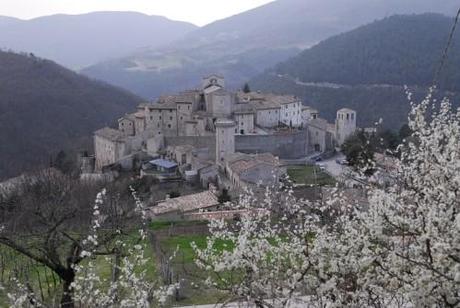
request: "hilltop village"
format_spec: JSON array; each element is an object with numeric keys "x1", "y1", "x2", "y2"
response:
[{"x1": 84, "y1": 75, "x2": 357, "y2": 219}]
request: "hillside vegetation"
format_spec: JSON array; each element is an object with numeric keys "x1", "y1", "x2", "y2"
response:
[
  {"x1": 251, "y1": 14, "x2": 460, "y2": 129},
  {"x1": 82, "y1": 0, "x2": 459, "y2": 99},
  {"x1": 274, "y1": 14, "x2": 460, "y2": 91},
  {"x1": 0, "y1": 51, "x2": 143, "y2": 180}
]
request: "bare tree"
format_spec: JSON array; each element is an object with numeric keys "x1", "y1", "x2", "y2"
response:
[{"x1": 0, "y1": 169, "x2": 137, "y2": 307}]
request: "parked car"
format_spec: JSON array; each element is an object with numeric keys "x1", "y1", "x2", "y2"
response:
[
  {"x1": 317, "y1": 163, "x2": 326, "y2": 171},
  {"x1": 335, "y1": 158, "x2": 349, "y2": 165}
]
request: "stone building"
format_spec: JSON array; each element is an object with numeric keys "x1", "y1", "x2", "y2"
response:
[
  {"x1": 92, "y1": 75, "x2": 357, "y2": 176},
  {"x1": 225, "y1": 152, "x2": 283, "y2": 190},
  {"x1": 215, "y1": 119, "x2": 236, "y2": 167},
  {"x1": 335, "y1": 108, "x2": 357, "y2": 146},
  {"x1": 94, "y1": 127, "x2": 129, "y2": 170}
]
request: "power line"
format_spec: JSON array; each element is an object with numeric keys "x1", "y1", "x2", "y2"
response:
[{"x1": 432, "y1": 7, "x2": 460, "y2": 87}]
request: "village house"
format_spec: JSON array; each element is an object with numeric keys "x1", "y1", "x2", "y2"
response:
[{"x1": 91, "y1": 75, "x2": 357, "y2": 195}]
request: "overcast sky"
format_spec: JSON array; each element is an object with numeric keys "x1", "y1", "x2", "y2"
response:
[{"x1": 0, "y1": 0, "x2": 274, "y2": 26}]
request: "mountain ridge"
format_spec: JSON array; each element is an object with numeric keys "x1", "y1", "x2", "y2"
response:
[
  {"x1": 0, "y1": 50, "x2": 143, "y2": 180},
  {"x1": 250, "y1": 13, "x2": 460, "y2": 130},
  {"x1": 0, "y1": 11, "x2": 197, "y2": 69},
  {"x1": 82, "y1": 0, "x2": 459, "y2": 99}
]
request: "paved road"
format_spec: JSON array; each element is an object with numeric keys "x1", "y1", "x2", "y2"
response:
[{"x1": 319, "y1": 153, "x2": 348, "y2": 177}]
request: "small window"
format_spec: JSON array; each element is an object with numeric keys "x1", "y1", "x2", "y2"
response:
[
  {"x1": 178, "y1": 106, "x2": 181, "y2": 110},
  {"x1": 121, "y1": 123, "x2": 124, "y2": 126},
  {"x1": 170, "y1": 109, "x2": 173, "y2": 113},
  {"x1": 168, "y1": 124, "x2": 171, "y2": 128},
  {"x1": 180, "y1": 116, "x2": 183, "y2": 120},
  {"x1": 188, "y1": 106, "x2": 190, "y2": 110},
  {"x1": 170, "y1": 116, "x2": 173, "y2": 120},
  {"x1": 150, "y1": 116, "x2": 153, "y2": 120},
  {"x1": 159, "y1": 116, "x2": 162, "y2": 120}
]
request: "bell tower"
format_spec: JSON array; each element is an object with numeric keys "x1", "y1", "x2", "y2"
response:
[{"x1": 215, "y1": 119, "x2": 235, "y2": 167}]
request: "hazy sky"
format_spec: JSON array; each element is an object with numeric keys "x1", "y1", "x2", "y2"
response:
[{"x1": 0, "y1": 0, "x2": 274, "y2": 26}]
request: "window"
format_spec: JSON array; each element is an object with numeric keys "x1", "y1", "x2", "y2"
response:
[
  {"x1": 347, "y1": 114, "x2": 349, "y2": 120},
  {"x1": 121, "y1": 123, "x2": 124, "y2": 126},
  {"x1": 150, "y1": 116, "x2": 153, "y2": 120},
  {"x1": 180, "y1": 116, "x2": 183, "y2": 120},
  {"x1": 170, "y1": 116, "x2": 173, "y2": 120},
  {"x1": 159, "y1": 116, "x2": 162, "y2": 120},
  {"x1": 157, "y1": 124, "x2": 160, "y2": 128},
  {"x1": 188, "y1": 106, "x2": 190, "y2": 110},
  {"x1": 351, "y1": 113, "x2": 354, "y2": 120},
  {"x1": 170, "y1": 109, "x2": 173, "y2": 113},
  {"x1": 168, "y1": 124, "x2": 171, "y2": 128}
]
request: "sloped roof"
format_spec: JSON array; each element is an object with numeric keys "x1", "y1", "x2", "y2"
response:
[
  {"x1": 118, "y1": 113, "x2": 136, "y2": 122},
  {"x1": 150, "y1": 159, "x2": 177, "y2": 169},
  {"x1": 149, "y1": 190, "x2": 219, "y2": 216},
  {"x1": 94, "y1": 127, "x2": 126, "y2": 142},
  {"x1": 203, "y1": 85, "x2": 223, "y2": 95},
  {"x1": 337, "y1": 108, "x2": 356, "y2": 113}
]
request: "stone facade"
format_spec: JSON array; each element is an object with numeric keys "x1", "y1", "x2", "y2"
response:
[
  {"x1": 215, "y1": 119, "x2": 236, "y2": 166},
  {"x1": 92, "y1": 75, "x2": 357, "y2": 175},
  {"x1": 335, "y1": 108, "x2": 357, "y2": 146}
]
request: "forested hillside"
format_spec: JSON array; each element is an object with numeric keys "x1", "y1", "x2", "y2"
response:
[
  {"x1": 82, "y1": 0, "x2": 458, "y2": 99},
  {"x1": 273, "y1": 14, "x2": 460, "y2": 91},
  {"x1": 0, "y1": 51, "x2": 143, "y2": 180},
  {"x1": 251, "y1": 14, "x2": 460, "y2": 129}
]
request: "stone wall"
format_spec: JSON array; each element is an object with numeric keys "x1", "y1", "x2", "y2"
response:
[
  {"x1": 165, "y1": 131, "x2": 310, "y2": 161},
  {"x1": 165, "y1": 136, "x2": 216, "y2": 160},
  {"x1": 235, "y1": 131, "x2": 309, "y2": 159}
]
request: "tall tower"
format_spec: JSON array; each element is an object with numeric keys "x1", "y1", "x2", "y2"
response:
[
  {"x1": 335, "y1": 108, "x2": 357, "y2": 146},
  {"x1": 215, "y1": 119, "x2": 235, "y2": 166}
]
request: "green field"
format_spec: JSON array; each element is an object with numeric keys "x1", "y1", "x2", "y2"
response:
[
  {"x1": 0, "y1": 222, "x2": 230, "y2": 306},
  {"x1": 287, "y1": 165, "x2": 336, "y2": 186}
]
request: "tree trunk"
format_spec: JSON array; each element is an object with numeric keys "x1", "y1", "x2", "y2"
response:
[{"x1": 60, "y1": 270, "x2": 75, "y2": 308}]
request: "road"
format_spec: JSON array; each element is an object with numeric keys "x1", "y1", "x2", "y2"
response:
[{"x1": 319, "y1": 153, "x2": 348, "y2": 177}]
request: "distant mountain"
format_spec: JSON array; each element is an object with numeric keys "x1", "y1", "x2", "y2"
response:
[
  {"x1": 82, "y1": 0, "x2": 459, "y2": 99},
  {"x1": 0, "y1": 12, "x2": 197, "y2": 69},
  {"x1": 0, "y1": 51, "x2": 143, "y2": 180},
  {"x1": 250, "y1": 14, "x2": 460, "y2": 130}
]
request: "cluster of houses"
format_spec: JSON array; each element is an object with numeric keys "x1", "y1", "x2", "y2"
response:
[{"x1": 82, "y1": 75, "x2": 358, "y2": 220}]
